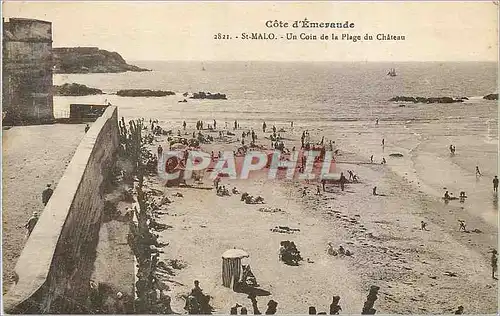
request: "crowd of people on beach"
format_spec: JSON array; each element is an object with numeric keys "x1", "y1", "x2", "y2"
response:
[{"x1": 17, "y1": 116, "x2": 497, "y2": 314}]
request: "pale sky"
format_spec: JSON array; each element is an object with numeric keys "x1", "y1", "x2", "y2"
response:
[{"x1": 2, "y1": 1, "x2": 499, "y2": 62}]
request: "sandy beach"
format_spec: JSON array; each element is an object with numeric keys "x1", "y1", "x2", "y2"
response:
[{"x1": 138, "y1": 120, "x2": 498, "y2": 314}]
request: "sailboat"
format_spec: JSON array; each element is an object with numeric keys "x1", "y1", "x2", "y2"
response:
[{"x1": 387, "y1": 68, "x2": 397, "y2": 77}]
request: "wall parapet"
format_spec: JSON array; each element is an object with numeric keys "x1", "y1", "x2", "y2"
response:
[{"x1": 3, "y1": 106, "x2": 119, "y2": 313}]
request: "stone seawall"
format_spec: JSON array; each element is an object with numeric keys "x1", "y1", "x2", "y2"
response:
[{"x1": 3, "y1": 106, "x2": 119, "y2": 313}]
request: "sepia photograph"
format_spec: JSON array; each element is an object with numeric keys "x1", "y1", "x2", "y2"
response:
[{"x1": 1, "y1": 1, "x2": 499, "y2": 314}]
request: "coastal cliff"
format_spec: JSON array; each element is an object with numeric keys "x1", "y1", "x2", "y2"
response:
[{"x1": 53, "y1": 47, "x2": 150, "y2": 74}]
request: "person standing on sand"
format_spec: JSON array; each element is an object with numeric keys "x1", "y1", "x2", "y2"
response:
[
  {"x1": 263, "y1": 122, "x2": 267, "y2": 133},
  {"x1": 157, "y1": 145, "x2": 163, "y2": 159},
  {"x1": 372, "y1": 186, "x2": 377, "y2": 196},
  {"x1": 213, "y1": 120, "x2": 217, "y2": 130},
  {"x1": 339, "y1": 173, "x2": 347, "y2": 191},
  {"x1": 370, "y1": 155, "x2": 374, "y2": 163},
  {"x1": 493, "y1": 176, "x2": 499, "y2": 192},
  {"x1": 376, "y1": 118, "x2": 379, "y2": 125},
  {"x1": 491, "y1": 249, "x2": 498, "y2": 279},
  {"x1": 183, "y1": 121, "x2": 187, "y2": 130},
  {"x1": 42, "y1": 184, "x2": 54, "y2": 206},
  {"x1": 382, "y1": 138, "x2": 385, "y2": 146}
]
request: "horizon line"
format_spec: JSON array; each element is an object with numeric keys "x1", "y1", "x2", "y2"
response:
[{"x1": 127, "y1": 59, "x2": 499, "y2": 63}]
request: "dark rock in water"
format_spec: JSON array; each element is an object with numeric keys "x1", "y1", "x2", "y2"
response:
[
  {"x1": 190, "y1": 91, "x2": 227, "y2": 100},
  {"x1": 389, "y1": 96, "x2": 464, "y2": 104},
  {"x1": 53, "y1": 47, "x2": 150, "y2": 74},
  {"x1": 389, "y1": 153, "x2": 404, "y2": 157},
  {"x1": 116, "y1": 89, "x2": 175, "y2": 97},
  {"x1": 53, "y1": 83, "x2": 102, "y2": 96},
  {"x1": 483, "y1": 93, "x2": 498, "y2": 100}
]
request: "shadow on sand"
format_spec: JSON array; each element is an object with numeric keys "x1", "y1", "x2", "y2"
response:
[{"x1": 234, "y1": 285, "x2": 271, "y2": 297}]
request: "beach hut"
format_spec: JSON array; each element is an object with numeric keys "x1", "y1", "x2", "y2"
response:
[{"x1": 221, "y1": 248, "x2": 249, "y2": 288}]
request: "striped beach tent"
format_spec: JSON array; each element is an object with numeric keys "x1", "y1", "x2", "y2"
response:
[{"x1": 222, "y1": 248, "x2": 249, "y2": 288}]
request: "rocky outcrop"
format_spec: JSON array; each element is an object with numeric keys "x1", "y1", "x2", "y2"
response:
[
  {"x1": 389, "y1": 96, "x2": 465, "y2": 104},
  {"x1": 191, "y1": 92, "x2": 227, "y2": 100},
  {"x1": 53, "y1": 83, "x2": 103, "y2": 96},
  {"x1": 53, "y1": 47, "x2": 150, "y2": 74},
  {"x1": 116, "y1": 89, "x2": 175, "y2": 97},
  {"x1": 483, "y1": 93, "x2": 498, "y2": 100}
]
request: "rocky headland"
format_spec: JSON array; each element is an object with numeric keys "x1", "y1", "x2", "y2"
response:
[
  {"x1": 53, "y1": 83, "x2": 103, "y2": 96},
  {"x1": 53, "y1": 47, "x2": 150, "y2": 74},
  {"x1": 389, "y1": 96, "x2": 467, "y2": 104},
  {"x1": 116, "y1": 89, "x2": 175, "y2": 97}
]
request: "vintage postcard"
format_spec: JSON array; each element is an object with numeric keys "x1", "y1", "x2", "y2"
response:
[{"x1": 1, "y1": 1, "x2": 498, "y2": 314}]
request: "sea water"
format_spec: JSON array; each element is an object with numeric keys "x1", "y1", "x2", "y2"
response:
[{"x1": 53, "y1": 61, "x2": 498, "y2": 225}]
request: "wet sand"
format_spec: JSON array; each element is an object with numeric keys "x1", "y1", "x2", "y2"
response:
[{"x1": 142, "y1": 121, "x2": 498, "y2": 314}]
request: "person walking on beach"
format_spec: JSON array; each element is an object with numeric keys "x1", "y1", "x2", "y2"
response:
[
  {"x1": 370, "y1": 155, "x2": 374, "y2": 163},
  {"x1": 213, "y1": 120, "x2": 217, "y2": 130},
  {"x1": 234, "y1": 120, "x2": 237, "y2": 130},
  {"x1": 183, "y1": 121, "x2": 187, "y2": 130},
  {"x1": 263, "y1": 122, "x2": 267, "y2": 133},
  {"x1": 381, "y1": 138, "x2": 385, "y2": 146},
  {"x1": 85, "y1": 124, "x2": 90, "y2": 133},
  {"x1": 376, "y1": 118, "x2": 379, "y2": 125},
  {"x1": 475, "y1": 166, "x2": 482, "y2": 177},
  {"x1": 25, "y1": 211, "x2": 39, "y2": 238},
  {"x1": 490, "y1": 249, "x2": 498, "y2": 279},
  {"x1": 372, "y1": 186, "x2": 377, "y2": 196},
  {"x1": 42, "y1": 184, "x2": 54, "y2": 206},
  {"x1": 493, "y1": 176, "x2": 499, "y2": 192}
]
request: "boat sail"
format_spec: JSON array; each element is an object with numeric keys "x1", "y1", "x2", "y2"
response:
[{"x1": 387, "y1": 68, "x2": 397, "y2": 77}]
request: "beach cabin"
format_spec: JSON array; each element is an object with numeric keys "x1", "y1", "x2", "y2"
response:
[{"x1": 221, "y1": 248, "x2": 249, "y2": 289}]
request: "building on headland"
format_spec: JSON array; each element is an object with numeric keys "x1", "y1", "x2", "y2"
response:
[{"x1": 2, "y1": 17, "x2": 54, "y2": 125}]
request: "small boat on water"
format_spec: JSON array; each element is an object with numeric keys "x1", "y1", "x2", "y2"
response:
[{"x1": 387, "y1": 68, "x2": 397, "y2": 77}]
